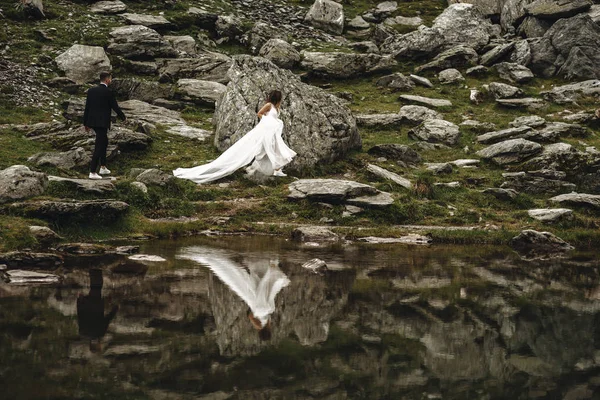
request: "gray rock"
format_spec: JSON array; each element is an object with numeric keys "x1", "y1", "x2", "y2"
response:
[
  {"x1": 90, "y1": 1, "x2": 127, "y2": 14},
  {"x1": 9, "y1": 199, "x2": 129, "y2": 221},
  {"x1": 134, "y1": 169, "x2": 175, "y2": 187},
  {"x1": 399, "y1": 105, "x2": 443, "y2": 124},
  {"x1": 501, "y1": 170, "x2": 576, "y2": 195},
  {"x1": 367, "y1": 144, "x2": 422, "y2": 166},
  {"x1": 408, "y1": 119, "x2": 460, "y2": 146},
  {"x1": 409, "y1": 74, "x2": 434, "y2": 88},
  {"x1": 380, "y1": 4, "x2": 496, "y2": 60},
  {"x1": 121, "y1": 13, "x2": 171, "y2": 29},
  {"x1": 540, "y1": 80, "x2": 600, "y2": 105},
  {"x1": 460, "y1": 119, "x2": 497, "y2": 132},
  {"x1": 494, "y1": 62, "x2": 534, "y2": 83},
  {"x1": 215, "y1": 15, "x2": 244, "y2": 39},
  {"x1": 550, "y1": 192, "x2": 600, "y2": 210},
  {"x1": 55, "y1": 45, "x2": 112, "y2": 84},
  {"x1": 349, "y1": 41, "x2": 380, "y2": 54},
  {"x1": 1, "y1": 269, "x2": 60, "y2": 284},
  {"x1": 259, "y1": 39, "x2": 302, "y2": 69},
  {"x1": 214, "y1": 56, "x2": 361, "y2": 172},
  {"x1": 509, "y1": 229, "x2": 574, "y2": 257},
  {"x1": 111, "y1": 78, "x2": 173, "y2": 104},
  {"x1": 20, "y1": 0, "x2": 45, "y2": 18},
  {"x1": 480, "y1": 42, "x2": 515, "y2": 66},
  {"x1": 384, "y1": 15, "x2": 423, "y2": 26},
  {"x1": 588, "y1": 4, "x2": 600, "y2": 23},
  {"x1": 477, "y1": 126, "x2": 533, "y2": 144},
  {"x1": 48, "y1": 175, "x2": 115, "y2": 194},
  {"x1": 302, "y1": 258, "x2": 328, "y2": 274},
  {"x1": 447, "y1": 0, "x2": 503, "y2": 16},
  {"x1": 28, "y1": 147, "x2": 91, "y2": 170},
  {"x1": 376, "y1": 72, "x2": 415, "y2": 91},
  {"x1": 425, "y1": 162, "x2": 453, "y2": 174},
  {"x1": 476, "y1": 138, "x2": 542, "y2": 165},
  {"x1": 108, "y1": 25, "x2": 177, "y2": 60},
  {"x1": 288, "y1": 179, "x2": 378, "y2": 203},
  {"x1": 0, "y1": 252, "x2": 63, "y2": 270},
  {"x1": 488, "y1": 81, "x2": 524, "y2": 99},
  {"x1": 244, "y1": 22, "x2": 283, "y2": 54},
  {"x1": 525, "y1": 0, "x2": 592, "y2": 20},
  {"x1": 164, "y1": 35, "x2": 197, "y2": 55},
  {"x1": 29, "y1": 225, "x2": 62, "y2": 245},
  {"x1": 528, "y1": 208, "x2": 573, "y2": 223},
  {"x1": 517, "y1": 16, "x2": 551, "y2": 38},
  {"x1": 55, "y1": 242, "x2": 112, "y2": 255},
  {"x1": 305, "y1": 0, "x2": 344, "y2": 35},
  {"x1": 130, "y1": 181, "x2": 148, "y2": 194},
  {"x1": 510, "y1": 115, "x2": 546, "y2": 128},
  {"x1": 529, "y1": 15, "x2": 600, "y2": 80},
  {"x1": 466, "y1": 65, "x2": 489, "y2": 76},
  {"x1": 358, "y1": 234, "x2": 432, "y2": 245},
  {"x1": 399, "y1": 95, "x2": 452, "y2": 108},
  {"x1": 416, "y1": 45, "x2": 479, "y2": 73},
  {"x1": 438, "y1": 68, "x2": 465, "y2": 84},
  {"x1": 176, "y1": 79, "x2": 226, "y2": 106},
  {"x1": 482, "y1": 187, "x2": 519, "y2": 200},
  {"x1": 451, "y1": 159, "x2": 480, "y2": 167},
  {"x1": 501, "y1": 0, "x2": 535, "y2": 31},
  {"x1": 346, "y1": 191, "x2": 394, "y2": 208},
  {"x1": 522, "y1": 142, "x2": 592, "y2": 174},
  {"x1": 496, "y1": 97, "x2": 546, "y2": 111},
  {"x1": 355, "y1": 113, "x2": 404, "y2": 128},
  {"x1": 508, "y1": 39, "x2": 533, "y2": 65},
  {"x1": 347, "y1": 15, "x2": 370, "y2": 30},
  {"x1": 157, "y1": 52, "x2": 232, "y2": 83},
  {"x1": 125, "y1": 60, "x2": 158, "y2": 75},
  {"x1": 0, "y1": 165, "x2": 47, "y2": 203},
  {"x1": 366, "y1": 164, "x2": 412, "y2": 189},
  {"x1": 119, "y1": 100, "x2": 211, "y2": 140},
  {"x1": 301, "y1": 51, "x2": 396, "y2": 78},
  {"x1": 291, "y1": 226, "x2": 339, "y2": 242}
]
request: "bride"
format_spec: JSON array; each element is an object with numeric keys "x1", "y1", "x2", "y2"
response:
[{"x1": 173, "y1": 90, "x2": 297, "y2": 184}]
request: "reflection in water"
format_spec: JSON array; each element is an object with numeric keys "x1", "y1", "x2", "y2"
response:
[
  {"x1": 177, "y1": 246, "x2": 290, "y2": 341},
  {"x1": 2, "y1": 237, "x2": 600, "y2": 399},
  {"x1": 76, "y1": 269, "x2": 118, "y2": 353}
]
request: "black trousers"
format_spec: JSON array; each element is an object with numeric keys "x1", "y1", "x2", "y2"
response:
[{"x1": 90, "y1": 127, "x2": 108, "y2": 173}]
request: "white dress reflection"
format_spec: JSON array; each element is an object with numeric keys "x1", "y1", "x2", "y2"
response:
[{"x1": 177, "y1": 246, "x2": 290, "y2": 340}]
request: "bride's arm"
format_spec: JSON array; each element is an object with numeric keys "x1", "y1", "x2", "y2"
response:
[{"x1": 257, "y1": 103, "x2": 271, "y2": 119}]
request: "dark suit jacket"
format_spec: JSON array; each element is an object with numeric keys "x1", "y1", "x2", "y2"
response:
[{"x1": 83, "y1": 84, "x2": 126, "y2": 129}]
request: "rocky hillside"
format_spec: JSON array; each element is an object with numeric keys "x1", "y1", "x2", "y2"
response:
[{"x1": 0, "y1": 0, "x2": 600, "y2": 251}]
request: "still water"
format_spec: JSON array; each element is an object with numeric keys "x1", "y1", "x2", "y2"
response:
[{"x1": 2, "y1": 236, "x2": 600, "y2": 400}]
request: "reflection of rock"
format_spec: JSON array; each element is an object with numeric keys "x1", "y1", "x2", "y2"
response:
[{"x1": 209, "y1": 263, "x2": 355, "y2": 356}]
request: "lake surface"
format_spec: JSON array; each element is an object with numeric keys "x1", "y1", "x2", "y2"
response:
[{"x1": 2, "y1": 236, "x2": 600, "y2": 400}]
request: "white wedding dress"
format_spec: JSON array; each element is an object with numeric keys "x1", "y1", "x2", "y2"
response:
[
  {"x1": 177, "y1": 246, "x2": 290, "y2": 327},
  {"x1": 173, "y1": 105, "x2": 297, "y2": 184}
]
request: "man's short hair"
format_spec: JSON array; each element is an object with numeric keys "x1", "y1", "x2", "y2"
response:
[{"x1": 99, "y1": 72, "x2": 112, "y2": 82}]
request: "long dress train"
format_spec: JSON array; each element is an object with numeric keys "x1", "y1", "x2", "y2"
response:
[{"x1": 173, "y1": 106, "x2": 296, "y2": 184}]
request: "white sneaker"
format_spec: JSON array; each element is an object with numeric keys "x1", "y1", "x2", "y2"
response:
[
  {"x1": 89, "y1": 173, "x2": 103, "y2": 180},
  {"x1": 273, "y1": 170, "x2": 287, "y2": 177},
  {"x1": 99, "y1": 166, "x2": 111, "y2": 175}
]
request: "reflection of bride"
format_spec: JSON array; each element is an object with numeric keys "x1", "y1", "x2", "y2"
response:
[{"x1": 177, "y1": 247, "x2": 290, "y2": 340}]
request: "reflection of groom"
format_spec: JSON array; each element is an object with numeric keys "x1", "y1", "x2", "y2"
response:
[
  {"x1": 77, "y1": 269, "x2": 118, "y2": 353},
  {"x1": 83, "y1": 72, "x2": 126, "y2": 180}
]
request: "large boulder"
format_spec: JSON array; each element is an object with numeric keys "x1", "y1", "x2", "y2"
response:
[
  {"x1": 258, "y1": 39, "x2": 302, "y2": 69},
  {"x1": 476, "y1": 138, "x2": 542, "y2": 165},
  {"x1": 55, "y1": 45, "x2": 112, "y2": 84},
  {"x1": 304, "y1": 0, "x2": 344, "y2": 35},
  {"x1": 501, "y1": 0, "x2": 535, "y2": 30},
  {"x1": 47, "y1": 176, "x2": 116, "y2": 195},
  {"x1": 525, "y1": 0, "x2": 592, "y2": 20},
  {"x1": 0, "y1": 165, "x2": 48, "y2": 203},
  {"x1": 529, "y1": 14, "x2": 600, "y2": 80},
  {"x1": 300, "y1": 51, "x2": 396, "y2": 78},
  {"x1": 108, "y1": 25, "x2": 177, "y2": 60},
  {"x1": 214, "y1": 56, "x2": 361, "y2": 172},
  {"x1": 521, "y1": 143, "x2": 593, "y2": 175},
  {"x1": 368, "y1": 144, "x2": 422, "y2": 166},
  {"x1": 157, "y1": 52, "x2": 232, "y2": 83},
  {"x1": 121, "y1": 13, "x2": 171, "y2": 29},
  {"x1": 549, "y1": 192, "x2": 600, "y2": 210},
  {"x1": 90, "y1": 1, "x2": 127, "y2": 14},
  {"x1": 540, "y1": 80, "x2": 600, "y2": 104},
  {"x1": 244, "y1": 22, "x2": 284, "y2": 54},
  {"x1": 381, "y1": 4, "x2": 496, "y2": 60},
  {"x1": 416, "y1": 45, "x2": 479, "y2": 73},
  {"x1": 500, "y1": 170, "x2": 576, "y2": 195},
  {"x1": 164, "y1": 35, "x2": 197, "y2": 55}
]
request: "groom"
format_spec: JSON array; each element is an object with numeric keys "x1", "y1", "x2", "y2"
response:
[{"x1": 83, "y1": 72, "x2": 126, "y2": 180}]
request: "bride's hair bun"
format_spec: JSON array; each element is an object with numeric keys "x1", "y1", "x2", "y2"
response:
[{"x1": 267, "y1": 90, "x2": 282, "y2": 105}]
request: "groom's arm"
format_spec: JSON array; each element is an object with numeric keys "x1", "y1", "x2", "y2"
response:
[{"x1": 110, "y1": 92, "x2": 127, "y2": 121}]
